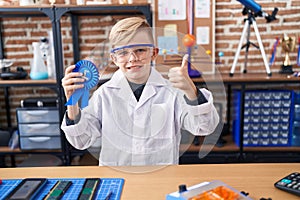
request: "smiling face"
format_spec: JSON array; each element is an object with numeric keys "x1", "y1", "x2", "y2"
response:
[{"x1": 111, "y1": 30, "x2": 158, "y2": 84}]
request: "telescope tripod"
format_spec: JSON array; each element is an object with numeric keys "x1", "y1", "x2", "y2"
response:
[{"x1": 230, "y1": 11, "x2": 272, "y2": 77}]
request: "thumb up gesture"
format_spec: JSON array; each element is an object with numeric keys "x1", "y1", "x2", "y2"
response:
[{"x1": 168, "y1": 54, "x2": 198, "y2": 100}]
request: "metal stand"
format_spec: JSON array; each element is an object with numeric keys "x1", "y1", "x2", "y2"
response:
[{"x1": 230, "y1": 10, "x2": 272, "y2": 77}]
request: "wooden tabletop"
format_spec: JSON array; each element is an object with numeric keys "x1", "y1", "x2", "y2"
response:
[{"x1": 0, "y1": 163, "x2": 299, "y2": 199}]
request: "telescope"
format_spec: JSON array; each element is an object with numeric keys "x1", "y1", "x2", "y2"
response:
[
  {"x1": 230, "y1": 0, "x2": 279, "y2": 77},
  {"x1": 237, "y1": 0, "x2": 278, "y2": 22}
]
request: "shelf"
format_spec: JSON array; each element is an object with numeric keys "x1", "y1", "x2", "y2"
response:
[
  {"x1": 181, "y1": 143, "x2": 240, "y2": 153},
  {"x1": 0, "y1": 146, "x2": 62, "y2": 154},
  {"x1": 0, "y1": 147, "x2": 21, "y2": 153},
  {"x1": 54, "y1": 3, "x2": 151, "y2": 15},
  {"x1": 243, "y1": 146, "x2": 300, "y2": 152},
  {"x1": 180, "y1": 135, "x2": 240, "y2": 153},
  {"x1": 0, "y1": 79, "x2": 56, "y2": 87},
  {"x1": 181, "y1": 141, "x2": 300, "y2": 153},
  {"x1": 192, "y1": 72, "x2": 300, "y2": 84},
  {"x1": 0, "y1": 6, "x2": 64, "y2": 166},
  {"x1": 1, "y1": 72, "x2": 297, "y2": 86},
  {"x1": 98, "y1": 71, "x2": 300, "y2": 86},
  {"x1": 0, "y1": 6, "x2": 53, "y2": 18},
  {"x1": 0, "y1": 3, "x2": 153, "y2": 167}
]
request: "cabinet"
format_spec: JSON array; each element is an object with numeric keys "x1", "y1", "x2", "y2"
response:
[
  {"x1": 179, "y1": 73, "x2": 300, "y2": 164},
  {"x1": 0, "y1": 79, "x2": 65, "y2": 166},
  {"x1": 52, "y1": 4, "x2": 152, "y2": 162},
  {"x1": 0, "y1": 6, "x2": 67, "y2": 166},
  {"x1": 0, "y1": 4, "x2": 152, "y2": 166},
  {"x1": 17, "y1": 107, "x2": 62, "y2": 150}
]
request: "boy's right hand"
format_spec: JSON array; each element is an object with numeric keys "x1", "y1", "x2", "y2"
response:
[
  {"x1": 168, "y1": 54, "x2": 197, "y2": 100},
  {"x1": 61, "y1": 65, "x2": 85, "y2": 100}
]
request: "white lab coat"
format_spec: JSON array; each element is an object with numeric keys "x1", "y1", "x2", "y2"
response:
[{"x1": 61, "y1": 68, "x2": 219, "y2": 166}]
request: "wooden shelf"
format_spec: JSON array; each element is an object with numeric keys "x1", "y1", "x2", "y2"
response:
[
  {"x1": 0, "y1": 147, "x2": 21, "y2": 153},
  {"x1": 180, "y1": 135, "x2": 240, "y2": 153},
  {"x1": 243, "y1": 146, "x2": 300, "y2": 152},
  {"x1": 192, "y1": 72, "x2": 300, "y2": 84},
  {"x1": 0, "y1": 79, "x2": 56, "y2": 86},
  {"x1": 0, "y1": 146, "x2": 62, "y2": 153},
  {"x1": 180, "y1": 134, "x2": 300, "y2": 154}
]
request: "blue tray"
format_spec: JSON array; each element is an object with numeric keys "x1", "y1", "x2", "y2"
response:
[{"x1": 0, "y1": 178, "x2": 124, "y2": 200}]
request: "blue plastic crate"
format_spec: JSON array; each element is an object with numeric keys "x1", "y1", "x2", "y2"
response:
[
  {"x1": 294, "y1": 91, "x2": 300, "y2": 104},
  {"x1": 294, "y1": 104, "x2": 300, "y2": 121},
  {"x1": 233, "y1": 89, "x2": 294, "y2": 147},
  {"x1": 292, "y1": 121, "x2": 300, "y2": 146}
]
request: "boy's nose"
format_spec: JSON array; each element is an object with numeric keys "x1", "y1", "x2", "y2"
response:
[{"x1": 128, "y1": 51, "x2": 138, "y2": 62}]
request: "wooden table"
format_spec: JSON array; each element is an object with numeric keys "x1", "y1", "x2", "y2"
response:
[{"x1": 0, "y1": 163, "x2": 299, "y2": 199}]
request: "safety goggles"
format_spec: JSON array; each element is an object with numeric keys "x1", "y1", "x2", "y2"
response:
[{"x1": 111, "y1": 44, "x2": 155, "y2": 63}]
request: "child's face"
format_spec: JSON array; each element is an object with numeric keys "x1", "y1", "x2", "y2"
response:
[{"x1": 111, "y1": 30, "x2": 158, "y2": 84}]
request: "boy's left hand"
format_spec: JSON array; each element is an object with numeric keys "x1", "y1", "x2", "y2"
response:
[{"x1": 168, "y1": 54, "x2": 198, "y2": 100}]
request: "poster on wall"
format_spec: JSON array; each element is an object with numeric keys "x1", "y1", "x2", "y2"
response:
[
  {"x1": 195, "y1": 0, "x2": 210, "y2": 18},
  {"x1": 196, "y1": 26, "x2": 210, "y2": 44},
  {"x1": 158, "y1": 0, "x2": 186, "y2": 20},
  {"x1": 155, "y1": 0, "x2": 215, "y2": 74}
]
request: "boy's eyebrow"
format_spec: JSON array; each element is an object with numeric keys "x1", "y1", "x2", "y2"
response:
[{"x1": 111, "y1": 44, "x2": 154, "y2": 53}]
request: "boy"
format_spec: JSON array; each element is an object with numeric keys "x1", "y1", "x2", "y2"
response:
[{"x1": 61, "y1": 17, "x2": 219, "y2": 166}]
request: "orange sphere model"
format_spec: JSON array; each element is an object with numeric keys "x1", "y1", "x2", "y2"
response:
[{"x1": 183, "y1": 34, "x2": 196, "y2": 47}]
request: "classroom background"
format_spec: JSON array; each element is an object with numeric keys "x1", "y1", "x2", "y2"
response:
[{"x1": 0, "y1": 0, "x2": 299, "y2": 167}]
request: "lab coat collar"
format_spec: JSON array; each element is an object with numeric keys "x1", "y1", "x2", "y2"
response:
[
  {"x1": 105, "y1": 68, "x2": 168, "y2": 108},
  {"x1": 146, "y1": 67, "x2": 168, "y2": 87},
  {"x1": 106, "y1": 68, "x2": 167, "y2": 88}
]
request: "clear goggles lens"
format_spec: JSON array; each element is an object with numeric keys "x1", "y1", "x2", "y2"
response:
[{"x1": 111, "y1": 44, "x2": 154, "y2": 63}]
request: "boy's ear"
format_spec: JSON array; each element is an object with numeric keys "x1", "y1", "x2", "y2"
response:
[
  {"x1": 151, "y1": 48, "x2": 159, "y2": 60},
  {"x1": 110, "y1": 53, "x2": 117, "y2": 65}
]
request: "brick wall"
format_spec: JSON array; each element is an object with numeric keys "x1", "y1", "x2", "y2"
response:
[
  {"x1": 0, "y1": 0, "x2": 299, "y2": 127},
  {"x1": 215, "y1": 0, "x2": 300, "y2": 74},
  {"x1": 0, "y1": 16, "x2": 56, "y2": 127}
]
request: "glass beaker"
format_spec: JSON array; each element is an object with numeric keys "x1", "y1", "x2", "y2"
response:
[{"x1": 30, "y1": 42, "x2": 49, "y2": 80}]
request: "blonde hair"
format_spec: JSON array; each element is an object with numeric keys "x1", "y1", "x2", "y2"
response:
[{"x1": 109, "y1": 17, "x2": 154, "y2": 47}]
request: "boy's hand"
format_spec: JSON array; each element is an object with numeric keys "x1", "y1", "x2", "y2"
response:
[
  {"x1": 61, "y1": 65, "x2": 85, "y2": 100},
  {"x1": 168, "y1": 54, "x2": 198, "y2": 100}
]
